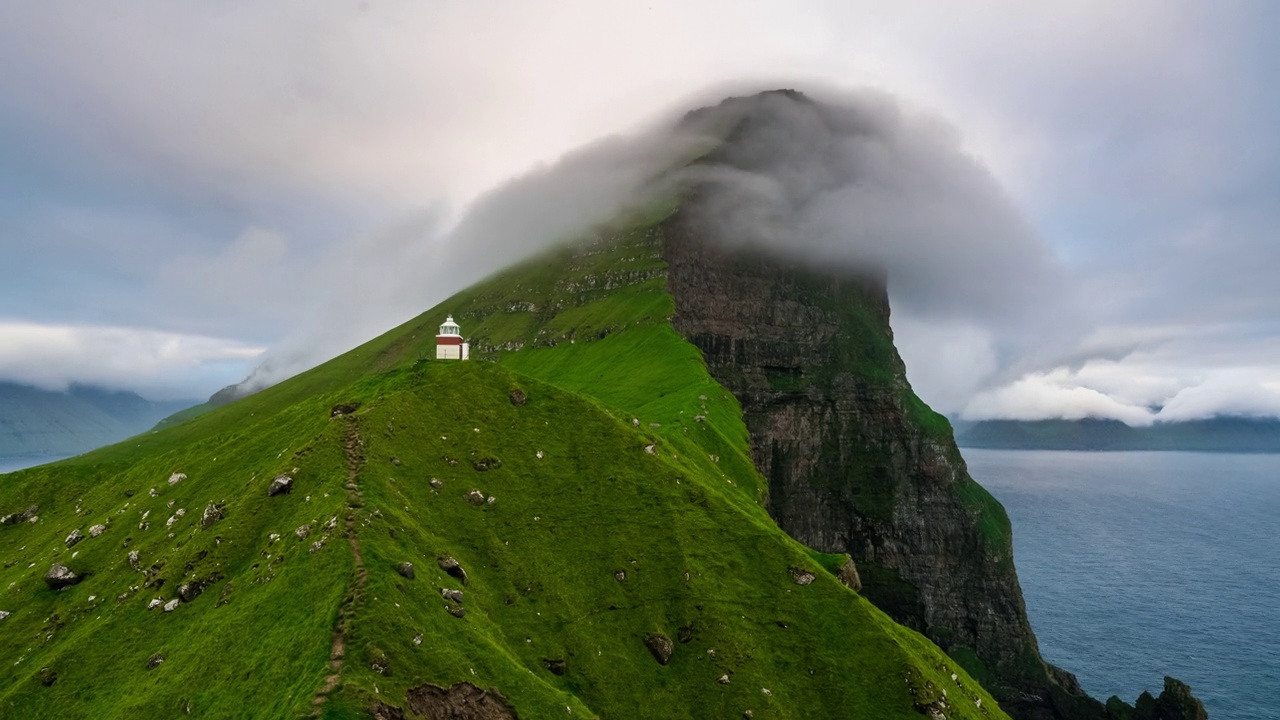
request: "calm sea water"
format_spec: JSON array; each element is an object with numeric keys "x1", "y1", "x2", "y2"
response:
[{"x1": 965, "y1": 449, "x2": 1279, "y2": 720}]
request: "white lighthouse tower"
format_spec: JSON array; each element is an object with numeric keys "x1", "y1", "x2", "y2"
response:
[{"x1": 435, "y1": 315, "x2": 470, "y2": 360}]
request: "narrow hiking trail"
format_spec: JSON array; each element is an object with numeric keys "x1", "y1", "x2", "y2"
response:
[{"x1": 311, "y1": 417, "x2": 368, "y2": 714}]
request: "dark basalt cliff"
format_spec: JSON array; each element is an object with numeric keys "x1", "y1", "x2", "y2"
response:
[
  {"x1": 657, "y1": 89, "x2": 1209, "y2": 719},
  {"x1": 661, "y1": 206, "x2": 1102, "y2": 719}
]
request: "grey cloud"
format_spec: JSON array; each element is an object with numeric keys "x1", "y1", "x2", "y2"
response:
[{"x1": 670, "y1": 91, "x2": 1083, "y2": 400}]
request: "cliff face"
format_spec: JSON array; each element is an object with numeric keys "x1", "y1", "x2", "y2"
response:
[{"x1": 661, "y1": 204, "x2": 1102, "y2": 719}]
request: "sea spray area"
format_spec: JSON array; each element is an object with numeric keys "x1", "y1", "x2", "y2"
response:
[{"x1": 969, "y1": 449, "x2": 1280, "y2": 720}]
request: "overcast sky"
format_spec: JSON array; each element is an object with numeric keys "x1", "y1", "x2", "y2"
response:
[{"x1": 2, "y1": 1, "x2": 1278, "y2": 425}]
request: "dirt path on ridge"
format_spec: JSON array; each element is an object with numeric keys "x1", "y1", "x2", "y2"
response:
[{"x1": 311, "y1": 417, "x2": 368, "y2": 714}]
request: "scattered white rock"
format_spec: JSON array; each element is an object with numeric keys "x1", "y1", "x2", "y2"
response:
[
  {"x1": 163, "y1": 599, "x2": 180, "y2": 612},
  {"x1": 761, "y1": 688, "x2": 772, "y2": 697},
  {"x1": 268, "y1": 533, "x2": 281, "y2": 543},
  {"x1": 166, "y1": 515, "x2": 179, "y2": 528},
  {"x1": 0, "y1": 611, "x2": 9, "y2": 621},
  {"x1": 87, "y1": 595, "x2": 96, "y2": 602},
  {"x1": 168, "y1": 473, "x2": 186, "y2": 486},
  {"x1": 632, "y1": 418, "x2": 640, "y2": 427},
  {"x1": 175, "y1": 508, "x2": 186, "y2": 517},
  {"x1": 536, "y1": 450, "x2": 544, "y2": 459},
  {"x1": 413, "y1": 634, "x2": 423, "y2": 646},
  {"x1": 65, "y1": 529, "x2": 84, "y2": 548},
  {"x1": 324, "y1": 516, "x2": 338, "y2": 531},
  {"x1": 128, "y1": 551, "x2": 142, "y2": 572},
  {"x1": 295, "y1": 524, "x2": 311, "y2": 539},
  {"x1": 148, "y1": 598, "x2": 163, "y2": 609},
  {"x1": 486, "y1": 496, "x2": 496, "y2": 505},
  {"x1": 717, "y1": 674, "x2": 730, "y2": 685},
  {"x1": 149, "y1": 488, "x2": 158, "y2": 497},
  {"x1": 88, "y1": 524, "x2": 106, "y2": 537}
]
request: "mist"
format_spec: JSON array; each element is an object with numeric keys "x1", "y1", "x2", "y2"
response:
[
  {"x1": 671, "y1": 90, "x2": 1081, "y2": 399},
  {"x1": 239, "y1": 123, "x2": 705, "y2": 391},
  {"x1": 234, "y1": 88, "x2": 1073, "y2": 411},
  {"x1": 228, "y1": 87, "x2": 1280, "y2": 427}
]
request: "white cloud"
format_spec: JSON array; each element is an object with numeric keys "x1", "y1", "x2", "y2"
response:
[
  {"x1": 1156, "y1": 371, "x2": 1280, "y2": 423},
  {"x1": 963, "y1": 369, "x2": 1157, "y2": 426},
  {"x1": 0, "y1": 321, "x2": 262, "y2": 399}
]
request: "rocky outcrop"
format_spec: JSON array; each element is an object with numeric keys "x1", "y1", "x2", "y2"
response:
[
  {"x1": 1106, "y1": 677, "x2": 1209, "y2": 720},
  {"x1": 662, "y1": 198, "x2": 1098, "y2": 718},
  {"x1": 404, "y1": 682, "x2": 518, "y2": 719}
]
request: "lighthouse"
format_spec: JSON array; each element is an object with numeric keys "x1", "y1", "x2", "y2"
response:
[{"x1": 435, "y1": 315, "x2": 470, "y2": 360}]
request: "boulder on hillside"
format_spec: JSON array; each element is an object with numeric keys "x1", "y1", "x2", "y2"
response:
[
  {"x1": 267, "y1": 475, "x2": 293, "y2": 497},
  {"x1": 789, "y1": 566, "x2": 816, "y2": 586},
  {"x1": 644, "y1": 633, "x2": 674, "y2": 665},
  {"x1": 438, "y1": 555, "x2": 468, "y2": 584},
  {"x1": 837, "y1": 557, "x2": 862, "y2": 593},
  {"x1": 88, "y1": 524, "x2": 107, "y2": 538},
  {"x1": 396, "y1": 562, "x2": 415, "y2": 579},
  {"x1": 201, "y1": 502, "x2": 224, "y2": 529},
  {"x1": 64, "y1": 529, "x2": 84, "y2": 548},
  {"x1": 0, "y1": 505, "x2": 37, "y2": 525},
  {"x1": 44, "y1": 564, "x2": 82, "y2": 590},
  {"x1": 509, "y1": 389, "x2": 527, "y2": 406},
  {"x1": 441, "y1": 588, "x2": 464, "y2": 603},
  {"x1": 177, "y1": 580, "x2": 207, "y2": 603}
]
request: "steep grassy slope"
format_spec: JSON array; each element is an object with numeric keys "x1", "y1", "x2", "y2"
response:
[{"x1": 0, "y1": 214, "x2": 1009, "y2": 718}]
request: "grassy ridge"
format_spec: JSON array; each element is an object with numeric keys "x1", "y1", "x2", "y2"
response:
[{"x1": 0, "y1": 216, "x2": 1010, "y2": 718}]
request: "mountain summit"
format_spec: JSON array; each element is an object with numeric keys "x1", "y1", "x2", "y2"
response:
[{"x1": 0, "y1": 91, "x2": 1204, "y2": 719}]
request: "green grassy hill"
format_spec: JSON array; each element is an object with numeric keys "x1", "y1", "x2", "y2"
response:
[{"x1": 0, "y1": 212, "x2": 1008, "y2": 718}]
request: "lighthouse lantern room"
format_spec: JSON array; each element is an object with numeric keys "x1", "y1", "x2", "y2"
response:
[{"x1": 435, "y1": 315, "x2": 470, "y2": 360}]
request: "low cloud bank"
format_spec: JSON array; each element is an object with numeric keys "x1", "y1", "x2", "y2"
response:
[{"x1": 0, "y1": 321, "x2": 262, "y2": 400}]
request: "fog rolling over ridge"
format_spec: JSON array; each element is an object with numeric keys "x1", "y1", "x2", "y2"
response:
[{"x1": 240, "y1": 88, "x2": 1073, "y2": 411}]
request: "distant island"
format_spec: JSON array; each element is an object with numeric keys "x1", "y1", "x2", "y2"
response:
[
  {"x1": 0, "y1": 382, "x2": 196, "y2": 461},
  {"x1": 953, "y1": 416, "x2": 1280, "y2": 452}
]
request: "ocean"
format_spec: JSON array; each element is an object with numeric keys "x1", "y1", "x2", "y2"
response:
[{"x1": 965, "y1": 449, "x2": 1279, "y2": 720}]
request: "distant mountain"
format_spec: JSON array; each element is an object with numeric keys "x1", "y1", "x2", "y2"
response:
[
  {"x1": 954, "y1": 416, "x2": 1280, "y2": 452},
  {"x1": 0, "y1": 382, "x2": 196, "y2": 458}
]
